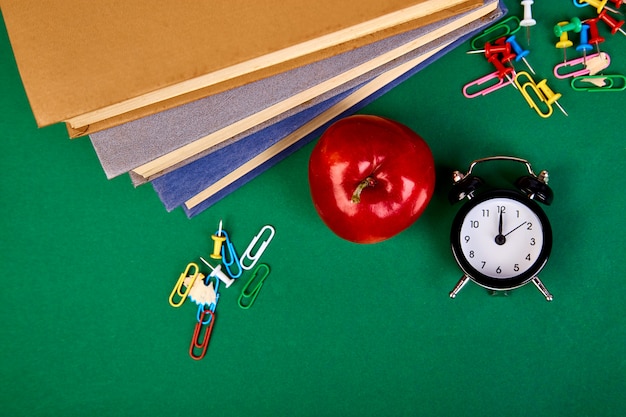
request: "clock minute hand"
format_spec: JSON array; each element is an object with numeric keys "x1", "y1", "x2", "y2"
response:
[{"x1": 504, "y1": 221, "x2": 528, "y2": 237}]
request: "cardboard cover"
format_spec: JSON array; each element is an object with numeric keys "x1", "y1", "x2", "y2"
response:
[{"x1": 0, "y1": 0, "x2": 481, "y2": 133}]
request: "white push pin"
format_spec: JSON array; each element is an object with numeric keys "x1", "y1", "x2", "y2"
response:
[
  {"x1": 200, "y1": 256, "x2": 235, "y2": 288},
  {"x1": 520, "y1": 0, "x2": 536, "y2": 46}
]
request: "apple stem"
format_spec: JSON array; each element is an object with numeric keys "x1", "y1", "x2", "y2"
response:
[{"x1": 351, "y1": 176, "x2": 376, "y2": 203}]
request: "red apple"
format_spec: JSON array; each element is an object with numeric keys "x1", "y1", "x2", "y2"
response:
[{"x1": 308, "y1": 114, "x2": 435, "y2": 244}]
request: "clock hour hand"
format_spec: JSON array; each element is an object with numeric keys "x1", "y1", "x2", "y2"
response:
[
  {"x1": 504, "y1": 221, "x2": 528, "y2": 237},
  {"x1": 495, "y1": 211, "x2": 506, "y2": 245}
]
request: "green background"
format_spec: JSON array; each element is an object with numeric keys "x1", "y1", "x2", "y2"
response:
[{"x1": 1, "y1": 1, "x2": 624, "y2": 416}]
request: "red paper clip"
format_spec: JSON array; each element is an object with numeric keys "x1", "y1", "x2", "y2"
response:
[{"x1": 189, "y1": 306, "x2": 215, "y2": 360}]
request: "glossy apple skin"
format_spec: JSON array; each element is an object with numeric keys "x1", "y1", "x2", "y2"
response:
[{"x1": 308, "y1": 114, "x2": 435, "y2": 244}]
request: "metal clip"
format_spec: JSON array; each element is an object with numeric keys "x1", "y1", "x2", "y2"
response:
[
  {"x1": 470, "y1": 16, "x2": 521, "y2": 50},
  {"x1": 571, "y1": 74, "x2": 626, "y2": 91},
  {"x1": 553, "y1": 52, "x2": 611, "y2": 79},
  {"x1": 240, "y1": 225, "x2": 275, "y2": 270},
  {"x1": 189, "y1": 305, "x2": 215, "y2": 360},
  {"x1": 515, "y1": 72, "x2": 552, "y2": 118},
  {"x1": 168, "y1": 262, "x2": 203, "y2": 308},
  {"x1": 238, "y1": 263, "x2": 270, "y2": 309},
  {"x1": 463, "y1": 71, "x2": 513, "y2": 98},
  {"x1": 515, "y1": 72, "x2": 568, "y2": 118},
  {"x1": 220, "y1": 230, "x2": 242, "y2": 278}
]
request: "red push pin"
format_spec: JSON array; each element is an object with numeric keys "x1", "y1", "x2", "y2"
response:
[
  {"x1": 586, "y1": 17, "x2": 606, "y2": 54},
  {"x1": 488, "y1": 54, "x2": 516, "y2": 86},
  {"x1": 608, "y1": 0, "x2": 624, "y2": 7},
  {"x1": 466, "y1": 41, "x2": 511, "y2": 58},
  {"x1": 598, "y1": 10, "x2": 626, "y2": 36}
]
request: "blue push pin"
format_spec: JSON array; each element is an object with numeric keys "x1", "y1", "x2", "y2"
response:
[
  {"x1": 576, "y1": 24, "x2": 592, "y2": 65},
  {"x1": 506, "y1": 35, "x2": 535, "y2": 74}
]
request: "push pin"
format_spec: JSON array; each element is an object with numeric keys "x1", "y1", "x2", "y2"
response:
[
  {"x1": 488, "y1": 53, "x2": 516, "y2": 86},
  {"x1": 608, "y1": 0, "x2": 623, "y2": 8},
  {"x1": 506, "y1": 35, "x2": 536, "y2": 74},
  {"x1": 210, "y1": 219, "x2": 226, "y2": 260},
  {"x1": 580, "y1": 0, "x2": 609, "y2": 13},
  {"x1": 576, "y1": 24, "x2": 593, "y2": 64},
  {"x1": 466, "y1": 40, "x2": 510, "y2": 57},
  {"x1": 200, "y1": 256, "x2": 235, "y2": 288},
  {"x1": 555, "y1": 22, "x2": 574, "y2": 63},
  {"x1": 536, "y1": 79, "x2": 568, "y2": 117},
  {"x1": 520, "y1": 0, "x2": 536, "y2": 46},
  {"x1": 597, "y1": 9, "x2": 626, "y2": 36},
  {"x1": 586, "y1": 17, "x2": 605, "y2": 54},
  {"x1": 554, "y1": 17, "x2": 582, "y2": 37}
]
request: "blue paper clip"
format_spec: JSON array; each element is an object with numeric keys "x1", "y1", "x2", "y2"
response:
[
  {"x1": 238, "y1": 263, "x2": 270, "y2": 309},
  {"x1": 219, "y1": 230, "x2": 242, "y2": 278},
  {"x1": 240, "y1": 225, "x2": 275, "y2": 270},
  {"x1": 470, "y1": 16, "x2": 520, "y2": 50},
  {"x1": 571, "y1": 75, "x2": 626, "y2": 92},
  {"x1": 196, "y1": 276, "x2": 220, "y2": 325}
]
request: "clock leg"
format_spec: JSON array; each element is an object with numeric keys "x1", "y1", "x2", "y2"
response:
[
  {"x1": 531, "y1": 277, "x2": 553, "y2": 301},
  {"x1": 449, "y1": 275, "x2": 471, "y2": 298}
]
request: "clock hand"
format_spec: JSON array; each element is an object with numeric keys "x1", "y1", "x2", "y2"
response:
[
  {"x1": 504, "y1": 221, "x2": 528, "y2": 237},
  {"x1": 495, "y1": 210, "x2": 506, "y2": 245}
]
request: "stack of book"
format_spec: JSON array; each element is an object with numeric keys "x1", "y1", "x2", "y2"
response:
[{"x1": 1, "y1": 0, "x2": 503, "y2": 217}]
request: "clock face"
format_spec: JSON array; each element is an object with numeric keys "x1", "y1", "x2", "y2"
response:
[{"x1": 451, "y1": 190, "x2": 552, "y2": 290}]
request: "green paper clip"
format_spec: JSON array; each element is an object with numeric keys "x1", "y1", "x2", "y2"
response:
[
  {"x1": 571, "y1": 75, "x2": 626, "y2": 92},
  {"x1": 470, "y1": 16, "x2": 520, "y2": 50},
  {"x1": 238, "y1": 263, "x2": 270, "y2": 309}
]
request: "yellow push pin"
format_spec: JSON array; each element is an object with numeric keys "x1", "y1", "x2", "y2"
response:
[
  {"x1": 536, "y1": 79, "x2": 568, "y2": 117},
  {"x1": 210, "y1": 219, "x2": 226, "y2": 260}
]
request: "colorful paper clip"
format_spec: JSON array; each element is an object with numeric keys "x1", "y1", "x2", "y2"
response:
[
  {"x1": 220, "y1": 230, "x2": 242, "y2": 278},
  {"x1": 571, "y1": 75, "x2": 626, "y2": 91},
  {"x1": 168, "y1": 262, "x2": 203, "y2": 308},
  {"x1": 463, "y1": 71, "x2": 513, "y2": 98},
  {"x1": 514, "y1": 71, "x2": 567, "y2": 118},
  {"x1": 553, "y1": 52, "x2": 611, "y2": 79},
  {"x1": 238, "y1": 263, "x2": 270, "y2": 309},
  {"x1": 189, "y1": 305, "x2": 215, "y2": 360},
  {"x1": 240, "y1": 225, "x2": 275, "y2": 270},
  {"x1": 470, "y1": 16, "x2": 520, "y2": 50}
]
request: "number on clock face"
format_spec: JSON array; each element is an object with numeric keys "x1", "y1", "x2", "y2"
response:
[{"x1": 458, "y1": 197, "x2": 544, "y2": 279}]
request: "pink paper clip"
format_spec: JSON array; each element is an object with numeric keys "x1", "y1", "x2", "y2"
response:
[
  {"x1": 462, "y1": 71, "x2": 513, "y2": 98},
  {"x1": 553, "y1": 52, "x2": 611, "y2": 79},
  {"x1": 189, "y1": 306, "x2": 215, "y2": 360}
]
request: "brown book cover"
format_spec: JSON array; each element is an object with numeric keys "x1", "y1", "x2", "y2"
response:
[{"x1": 1, "y1": 0, "x2": 481, "y2": 135}]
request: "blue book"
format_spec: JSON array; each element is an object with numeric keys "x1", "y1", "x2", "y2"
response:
[
  {"x1": 89, "y1": 1, "x2": 499, "y2": 184},
  {"x1": 150, "y1": 2, "x2": 505, "y2": 217}
]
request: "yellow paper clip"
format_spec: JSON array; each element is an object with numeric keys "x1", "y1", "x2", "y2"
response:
[
  {"x1": 168, "y1": 262, "x2": 203, "y2": 307},
  {"x1": 571, "y1": 75, "x2": 626, "y2": 92},
  {"x1": 470, "y1": 16, "x2": 521, "y2": 50},
  {"x1": 514, "y1": 71, "x2": 567, "y2": 118},
  {"x1": 238, "y1": 263, "x2": 270, "y2": 309},
  {"x1": 240, "y1": 225, "x2": 275, "y2": 270}
]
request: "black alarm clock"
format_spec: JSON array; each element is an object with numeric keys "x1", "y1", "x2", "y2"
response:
[{"x1": 448, "y1": 156, "x2": 554, "y2": 301}]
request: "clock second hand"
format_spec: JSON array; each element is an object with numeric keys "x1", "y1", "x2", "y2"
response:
[{"x1": 504, "y1": 221, "x2": 528, "y2": 237}]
